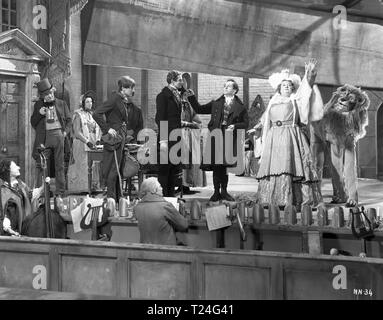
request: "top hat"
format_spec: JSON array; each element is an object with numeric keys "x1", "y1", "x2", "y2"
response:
[{"x1": 37, "y1": 78, "x2": 54, "y2": 97}]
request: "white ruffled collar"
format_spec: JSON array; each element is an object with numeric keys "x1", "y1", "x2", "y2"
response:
[{"x1": 224, "y1": 95, "x2": 234, "y2": 106}]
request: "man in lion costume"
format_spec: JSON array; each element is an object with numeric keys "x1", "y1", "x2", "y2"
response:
[{"x1": 311, "y1": 84, "x2": 370, "y2": 207}]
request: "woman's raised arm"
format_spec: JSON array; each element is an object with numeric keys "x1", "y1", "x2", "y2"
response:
[{"x1": 305, "y1": 58, "x2": 318, "y2": 88}]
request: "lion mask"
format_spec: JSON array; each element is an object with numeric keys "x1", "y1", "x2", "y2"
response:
[{"x1": 323, "y1": 84, "x2": 370, "y2": 146}]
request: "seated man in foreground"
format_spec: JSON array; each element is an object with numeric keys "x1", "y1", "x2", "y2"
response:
[{"x1": 134, "y1": 177, "x2": 188, "y2": 246}]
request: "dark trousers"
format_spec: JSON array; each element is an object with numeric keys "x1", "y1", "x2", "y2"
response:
[
  {"x1": 158, "y1": 164, "x2": 180, "y2": 197},
  {"x1": 102, "y1": 144, "x2": 124, "y2": 201},
  {"x1": 212, "y1": 166, "x2": 228, "y2": 190},
  {"x1": 36, "y1": 130, "x2": 66, "y2": 194}
]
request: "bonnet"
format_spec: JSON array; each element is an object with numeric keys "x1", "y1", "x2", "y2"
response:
[{"x1": 268, "y1": 69, "x2": 301, "y2": 91}]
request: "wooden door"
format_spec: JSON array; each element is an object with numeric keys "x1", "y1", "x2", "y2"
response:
[{"x1": 0, "y1": 76, "x2": 25, "y2": 177}]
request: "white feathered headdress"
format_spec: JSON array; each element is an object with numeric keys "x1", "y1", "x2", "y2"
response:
[{"x1": 268, "y1": 69, "x2": 301, "y2": 91}]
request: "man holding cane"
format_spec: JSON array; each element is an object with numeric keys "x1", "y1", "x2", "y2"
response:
[{"x1": 93, "y1": 76, "x2": 134, "y2": 201}]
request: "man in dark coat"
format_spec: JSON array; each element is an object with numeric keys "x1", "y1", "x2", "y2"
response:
[
  {"x1": 126, "y1": 103, "x2": 144, "y2": 143},
  {"x1": 30, "y1": 78, "x2": 72, "y2": 195},
  {"x1": 155, "y1": 70, "x2": 184, "y2": 197},
  {"x1": 188, "y1": 79, "x2": 249, "y2": 202},
  {"x1": 93, "y1": 76, "x2": 133, "y2": 201},
  {"x1": 134, "y1": 177, "x2": 188, "y2": 245},
  {"x1": 124, "y1": 88, "x2": 143, "y2": 193}
]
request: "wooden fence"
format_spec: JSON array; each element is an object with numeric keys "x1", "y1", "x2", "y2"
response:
[{"x1": 0, "y1": 237, "x2": 382, "y2": 299}]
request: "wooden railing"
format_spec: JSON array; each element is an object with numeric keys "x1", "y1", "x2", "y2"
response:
[
  {"x1": 0, "y1": 237, "x2": 382, "y2": 299},
  {"x1": 65, "y1": 217, "x2": 383, "y2": 258}
]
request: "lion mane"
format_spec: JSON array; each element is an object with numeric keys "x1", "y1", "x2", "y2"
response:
[{"x1": 323, "y1": 84, "x2": 370, "y2": 147}]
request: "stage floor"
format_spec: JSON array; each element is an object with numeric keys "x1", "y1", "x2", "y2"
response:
[
  {"x1": 183, "y1": 173, "x2": 383, "y2": 214},
  {"x1": 60, "y1": 171, "x2": 383, "y2": 214}
]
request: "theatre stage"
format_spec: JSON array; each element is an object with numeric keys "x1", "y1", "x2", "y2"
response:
[{"x1": 187, "y1": 172, "x2": 383, "y2": 215}]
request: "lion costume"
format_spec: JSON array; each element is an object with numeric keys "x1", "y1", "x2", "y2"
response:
[{"x1": 311, "y1": 84, "x2": 370, "y2": 206}]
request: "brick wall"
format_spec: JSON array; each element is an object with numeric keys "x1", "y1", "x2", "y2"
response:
[{"x1": 249, "y1": 78, "x2": 274, "y2": 108}]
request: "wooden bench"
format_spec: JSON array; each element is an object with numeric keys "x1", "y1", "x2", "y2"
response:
[{"x1": 0, "y1": 237, "x2": 382, "y2": 299}]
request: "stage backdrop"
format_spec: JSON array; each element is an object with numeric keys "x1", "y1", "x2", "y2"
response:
[{"x1": 83, "y1": 0, "x2": 383, "y2": 87}]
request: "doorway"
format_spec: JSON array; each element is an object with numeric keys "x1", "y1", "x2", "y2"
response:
[{"x1": 0, "y1": 75, "x2": 26, "y2": 178}]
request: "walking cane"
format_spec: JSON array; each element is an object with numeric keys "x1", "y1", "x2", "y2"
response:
[{"x1": 38, "y1": 145, "x2": 54, "y2": 238}]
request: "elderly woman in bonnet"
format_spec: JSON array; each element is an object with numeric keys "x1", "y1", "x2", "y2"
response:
[
  {"x1": 249, "y1": 59, "x2": 324, "y2": 209},
  {"x1": 67, "y1": 91, "x2": 102, "y2": 193}
]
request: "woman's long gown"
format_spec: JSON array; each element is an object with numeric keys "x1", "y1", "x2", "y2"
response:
[
  {"x1": 181, "y1": 100, "x2": 207, "y2": 188},
  {"x1": 256, "y1": 96, "x2": 321, "y2": 207},
  {"x1": 67, "y1": 109, "x2": 101, "y2": 193}
]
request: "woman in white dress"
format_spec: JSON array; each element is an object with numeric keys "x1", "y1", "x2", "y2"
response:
[{"x1": 251, "y1": 59, "x2": 324, "y2": 209}]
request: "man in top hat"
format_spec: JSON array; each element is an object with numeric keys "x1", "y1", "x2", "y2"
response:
[{"x1": 31, "y1": 78, "x2": 72, "y2": 195}]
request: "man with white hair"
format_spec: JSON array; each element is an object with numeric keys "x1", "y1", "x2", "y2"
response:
[{"x1": 134, "y1": 177, "x2": 188, "y2": 245}]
